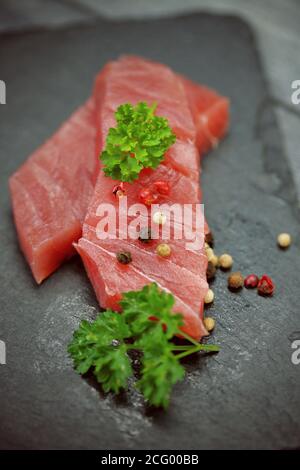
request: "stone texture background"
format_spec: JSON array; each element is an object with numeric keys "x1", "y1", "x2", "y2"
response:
[{"x1": 1, "y1": 13, "x2": 300, "y2": 449}]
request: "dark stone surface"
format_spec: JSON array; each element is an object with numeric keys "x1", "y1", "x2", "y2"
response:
[{"x1": 0, "y1": 14, "x2": 299, "y2": 450}]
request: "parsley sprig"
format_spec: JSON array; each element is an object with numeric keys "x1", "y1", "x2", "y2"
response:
[
  {"x1": 68, "y1": 284, "x2": 219, "y2": 408},
  {"x1": 100, "y1": 102, "x2": 176, "y2": 182}
]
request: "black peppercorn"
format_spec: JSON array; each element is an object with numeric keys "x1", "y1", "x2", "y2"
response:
[
  {"x1": 205, "y1": 231, "x2": 214, "y2": 248},
  {"x1": 116, "y1": 251, "x2": 132, "y2": 264},
  {"x1": 138, "y1": 227, "x2": 152, "y2": 243},
  {"x1": 206, "y1": 261, "x2": 216, "y2": 281}
]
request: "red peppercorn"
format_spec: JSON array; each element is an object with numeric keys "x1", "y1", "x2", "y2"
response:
[
  {"x1": 153, "y1": 180, "x2": 170, "y2": 195},
  {"x1": 257, "y1": 274, "x2": 275, "y2": 296},
  {"x1": 244, "y1": 274, "x2": 259, "y2": 288},
  {"x1": 139, "y1": 188, "x2": 159, "y2": 206}
]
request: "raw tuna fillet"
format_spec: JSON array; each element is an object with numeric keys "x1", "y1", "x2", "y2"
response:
[
  {"x1": 94, "y1": 57, "x2": 230, "y2": 160},
  {"x1": 9, "y1": 99, "x2": 98, "y2": 283},
  {"x1": 182, "y1": 77, "x2": 230, "y2": 153},
  {"x1": 77, "y1": 56, "x2": 211, "y2": 339},
  {"x1": 10, "y1": 56, "x2": 229, "y2": 286}
]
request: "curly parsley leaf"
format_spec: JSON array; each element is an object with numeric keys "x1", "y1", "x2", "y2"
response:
[
  {"x1": 133, "y1": 322, "x2": 185, "y2": 409},
  {"x1": 120, "y1": 283, "x2": 183, "y2": 339},
  {"x1": 67, "y1": 310, "x2": 132, "y2": 392},
  {"x1": 68, "y1": 283, "x2": 219, "y2": 408},
  {"x1": 100, "y1": 102, "x2": 176, "y2": 182},
  {"x1": 93, "y1": 343, "x2": 132, "y2": 394},
  {"x1": 137, "y1": 345, "x2": 185, "y2": 409}
]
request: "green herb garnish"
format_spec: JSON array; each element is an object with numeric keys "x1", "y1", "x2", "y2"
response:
[
  {"x1": 68, "y1": 283, "x2": 219, "y2": 409},
  {"x1": 100, "y1": 102, "x2": 176, "y2": 182}
]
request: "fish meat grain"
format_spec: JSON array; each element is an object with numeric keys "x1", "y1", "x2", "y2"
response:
[{"x1": 9, "y1": 99, "x2": 98, "y2": 283}]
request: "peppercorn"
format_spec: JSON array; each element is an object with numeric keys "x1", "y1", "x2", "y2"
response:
[
  {"x1": 204, "y1": 317, "x2": 215, "y2": 332},
  {"x1": 210, "y1": 255, "x2": 219, "y2": 268},
  {"x1": 153, "y1": 180, "x2": 170, "y2": 195},
  {"x1": 205, "y1": 246, "x2": 215, "y2": 261},
  {"x1": 153, "y1": 211, "x2": 167, "y2": 225},
  {"x1": 228, "y1": 271, "x2": 244, "y2": 290},
  {"x1": 138, "y1": 227, "x2": 152, "y2": 243},
  {"x1": 205, "y1": 231, "x2": 214, "y2": 247},
  {"x1": 156, "y1": 243, "x2": 171, "y2": 257},
  {"x1": 277, "y1": 233, "x2": 292, "y2": 249},
  {"x1": 116, "y1": 251, "x2": 132, "y2": 265},
  {"x1": 257, "y1": 274, "x2": 275, "y2": 296},
  {"x1": 206, "y1": 261, "x2": 216, "y2": 281},
  {"x1": 139, "y1": 188, "x2": 159, "y2": 206},
  {"x1": 210, "y1": 254, "x2": 219, "y2": 267},
  {"x1": 219, "y1": 253, "x2": 233, "y2": 270},
  {"x1": 205, "y1": 245, "x2": 218, "y2": 266},
  {"x1": 244, "y1": 274, "x2": 259, "y2": 288},
  {"x1": 204, "y1": 289, "x2": 214, "y2": 304}
]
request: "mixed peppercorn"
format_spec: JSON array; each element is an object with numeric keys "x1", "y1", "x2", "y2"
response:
[
  {"x1": 257, "y1": 275, "x2": 275, "y2": 296},
  {"x1": 116, "y1": 251, "x2": 132, "y2": 265},
  {"x1": 244, "y1": 274, "x2": 259, "y2": 288},
  {"x1": 113, "y1": 181, "x2": 292, "y2": 337},
  {"x1": 205, "y1": 231, "x2": 277, "y2": 298},
  {"x1": 139, "y1": 180, "x2": 170, "y2": 206},
  {"x1": 277, "y1": 232, "x2": 292, "y2": 249},
  {"x1": 227, "y1": 272, "x2": 244, "y2": 290},
  {"x1": 115, "y1": 179, "x2": 175, "y2": 268},
  {"x1": 203, "y1": 230, "x2": 294, "y2": 334}
]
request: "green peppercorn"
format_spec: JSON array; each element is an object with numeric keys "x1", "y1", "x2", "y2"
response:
[
  {"x1": 116, "y1": 251, "x2": 132, "y2": 264},
  {"x1": 138, "y1": 227, "x2": 152, "y2": 243}
]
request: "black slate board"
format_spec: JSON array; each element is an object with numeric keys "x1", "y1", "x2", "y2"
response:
[{"x1": 0, "y1": 13, "x2": 300, "y2": 450}]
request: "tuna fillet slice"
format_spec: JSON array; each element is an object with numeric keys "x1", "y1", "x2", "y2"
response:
[
  {"x1": 9, "y1": 99, "x2": 98, "y2": 283},
  {"x1": 76, "y1": 238, "x2": 206, "y2": 340},
  {"x1": 77, "y1": 56, "x2": 210, "y2": 339},
  {"x1": 182, "y1": 76, "x2": 230, "y2": 153}
]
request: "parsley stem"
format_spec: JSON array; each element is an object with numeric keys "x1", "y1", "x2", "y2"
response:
[
  {"x1": 176, "y1": 343, "x2": 220, "y2": 360},
  {"x1": 179, "y1": 330, "x2": 203, "y2": 347},
  {"x1": 127, "y1": 344, "x2": 219, "y2": 354}
]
